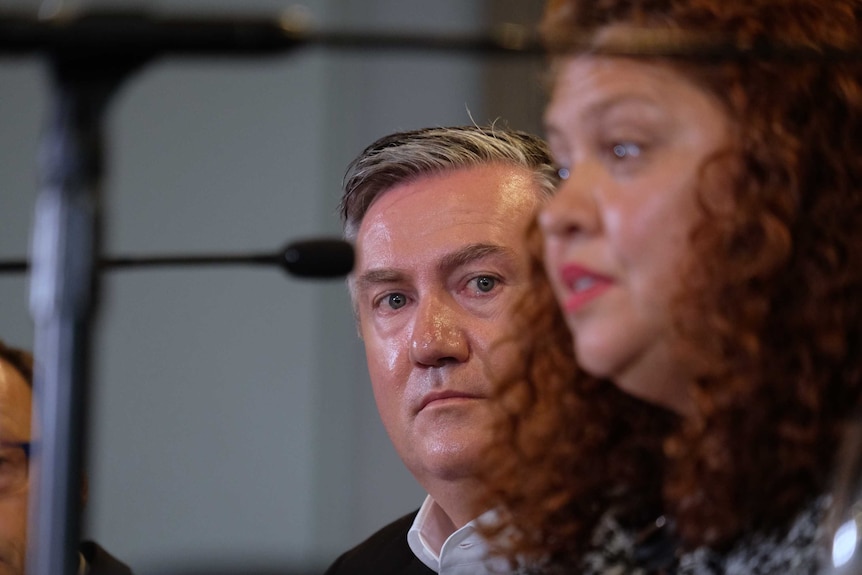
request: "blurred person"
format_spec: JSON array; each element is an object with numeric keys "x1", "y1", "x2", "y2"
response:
[
  {"x1": 479, "y1": 0, "x2": 862, "y2": 573},
  {"x1": 323, "y1": 126, "x2": 558, "y2": 575},
  {"x1": 0, "y1": 340, "x2": 134, "y2": 575}
]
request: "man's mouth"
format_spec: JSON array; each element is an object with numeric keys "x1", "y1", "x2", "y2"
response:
[{"x1": 418, "y1": 390, "x2": 481, "y2": 412}]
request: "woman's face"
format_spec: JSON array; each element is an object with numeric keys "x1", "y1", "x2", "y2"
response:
[{"x1": 540, "y1": 56, "x2": 733, "y2": 415}]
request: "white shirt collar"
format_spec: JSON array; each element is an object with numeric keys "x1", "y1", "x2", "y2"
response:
[{"x1": 407, "y1": 495, "x2": 516, "y2": 574}]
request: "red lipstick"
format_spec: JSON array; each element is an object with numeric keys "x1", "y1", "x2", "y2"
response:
[{"x1": 558, "y1": 264, "x2": 613, "y2": 313}]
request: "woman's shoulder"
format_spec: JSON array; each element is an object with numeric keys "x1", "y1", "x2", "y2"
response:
[
  {"x1": 682, "y1": 494, "x2": 830, "y2": 575},
  {"x1": 579, "y1": 495, "x2": 831, "y2": 575}
]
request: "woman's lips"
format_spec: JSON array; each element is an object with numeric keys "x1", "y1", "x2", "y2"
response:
[{"x1": 559, "y1": 263, "x2": 613, "y2": 313}]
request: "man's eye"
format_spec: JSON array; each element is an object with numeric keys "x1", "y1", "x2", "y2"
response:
[
  {"x1": 385, "y1": 293, "x2": 407, "y2": 309},
  {"x1": 471, "y1": 276, "x2": 498, "y2": 293},
  {"x1": 557, "y1": 166, "x2": 571, "y2": 180}
]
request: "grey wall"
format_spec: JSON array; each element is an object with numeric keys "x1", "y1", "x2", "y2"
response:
[{"x1": 0, "y1": 1, "x2": 545, "y2": 573}]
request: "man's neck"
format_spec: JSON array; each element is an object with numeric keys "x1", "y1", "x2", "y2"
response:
[
  {"x1": 420, "y1": 498, "x2": 460, "y2": 554},
  {"x1": 424, "y1": 476, "x2": 484, "y2": 530}
]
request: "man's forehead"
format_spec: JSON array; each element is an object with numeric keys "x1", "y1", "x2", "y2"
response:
[
  {"x1": 356, "y1": 190, "x2": 535, "y2": 264},
  {"x1": 361, "y1": 164, "x2": 539, "y2": 226}
]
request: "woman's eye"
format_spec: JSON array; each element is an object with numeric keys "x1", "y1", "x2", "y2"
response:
[
  {"x1": 471, "y1": 276, "x2": 498, "y2": 294},
  {"x1": 557, "y1": 166, "x2": 571, "y2": 180},
  {"x1": 611, "y1": 142, "x2": 642, "y2": 159},
  {"x1": 385, "y1": 293, "x2": 407, "y2": 309}
]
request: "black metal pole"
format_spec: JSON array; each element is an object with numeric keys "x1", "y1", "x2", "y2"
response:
[{"x1": 27, "y1": 54, "x2": 144, "y2": 575}]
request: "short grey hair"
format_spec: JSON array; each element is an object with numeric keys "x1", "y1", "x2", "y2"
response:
[{"x1": 339, "y1": 125, "x2": 559, "y2": 241}]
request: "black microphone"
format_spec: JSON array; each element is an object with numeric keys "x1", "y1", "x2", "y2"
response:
[
  {"x1": 0, "y1": 238, "x2": 354, "y2": 279},
  {"x1": 277, "y1": 238, "x2": 354, "y2": 278}
]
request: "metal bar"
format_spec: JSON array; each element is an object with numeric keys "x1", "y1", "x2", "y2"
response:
[{"x1": 26, "y1": 53, "x2": 138, "y2": 575}]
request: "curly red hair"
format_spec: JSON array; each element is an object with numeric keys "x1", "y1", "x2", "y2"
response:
[{"x1": 480, "y1": 0, "x2": 862, "y2": 568}]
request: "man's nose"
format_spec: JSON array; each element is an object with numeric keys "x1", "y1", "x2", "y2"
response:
[{"x1": 408, "y1": 293, "x2": 469, "y2": 367}]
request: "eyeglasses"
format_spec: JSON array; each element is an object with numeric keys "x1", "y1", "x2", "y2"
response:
[{"x1": 0, "y1": 440, "x2": 30, "y2": 497}]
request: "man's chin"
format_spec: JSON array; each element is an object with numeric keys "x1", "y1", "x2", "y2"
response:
[{"x1": 419, "y1": 443, "x2": 490, "y2": 482}]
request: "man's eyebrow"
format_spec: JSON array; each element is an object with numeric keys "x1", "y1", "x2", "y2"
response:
[
  {"x1": 354, "y1": 268, "x2": 409, "y2": 295},
  {"x1": 438, "y1": 243, "x2": 515, "y2": 275},
  {"x1": 354, "y1": 243, "x2": 514, "y2": 295}
]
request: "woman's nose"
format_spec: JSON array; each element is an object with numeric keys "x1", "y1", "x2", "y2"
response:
[{"x1": 539, "y1": 165, "x2": 601, "y2": 240}]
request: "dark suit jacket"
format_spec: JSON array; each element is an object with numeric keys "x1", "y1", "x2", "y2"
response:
[
  {"x1": 323, "y1": 510, "x2": 435, "y2": 575},
  {"x1": 80, "y1": 540, "x2": 135, "y2": 575}
]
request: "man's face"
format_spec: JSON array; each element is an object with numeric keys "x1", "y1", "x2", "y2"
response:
[
  {"x1": 351, "y1": 163, "x2": 539, "y2": 498},
  {"x1": 0, "y1": 359, "x2": 32, "y2": 575}
]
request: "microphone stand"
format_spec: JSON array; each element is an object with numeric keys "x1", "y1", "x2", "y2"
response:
[
  {"x1": 6, "y1": 13, "x2": 301, "y2": 575},
  {"x1": 26, "y1": 52, "x2": 149, "y2": 575}
]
